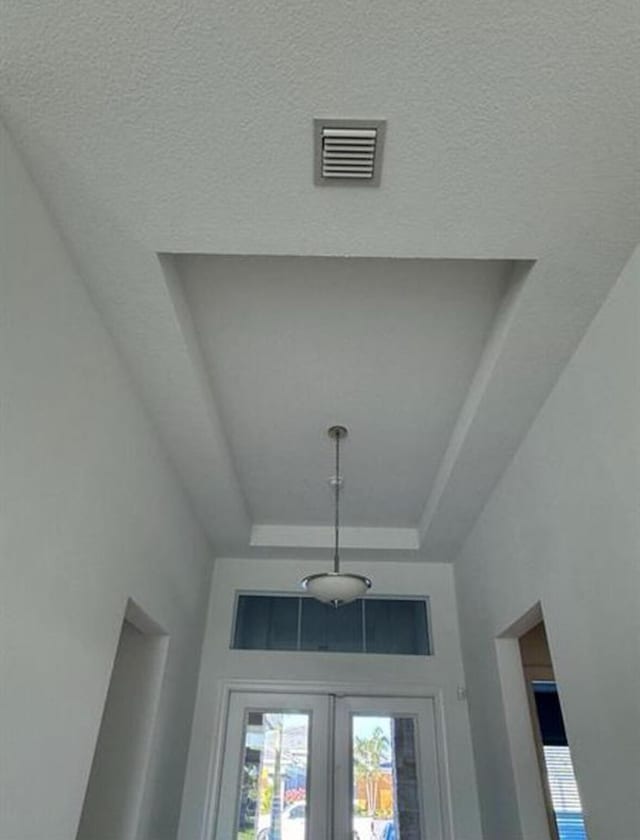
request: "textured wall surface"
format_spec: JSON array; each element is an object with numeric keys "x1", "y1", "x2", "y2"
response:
[
  {"x1": 0, "y1": 123, "x2": 213, "y2": 840},
  {"x1": 455, "y1": 248, "x2": 640, "y2": 840}
]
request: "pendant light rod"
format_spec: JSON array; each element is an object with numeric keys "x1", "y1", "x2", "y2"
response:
[
  {"x1": 328, "y1": 425, "x2": 347, "y2": 574},
  {"x1": 300, "y1": 425, "x2": 371, "y2": 607},
  {"x1": 334, "y1": 427, "x2": 340, "y2": 572}
]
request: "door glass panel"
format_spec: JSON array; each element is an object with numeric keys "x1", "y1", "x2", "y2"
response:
[
  {"x1": 351, "y1": 715, "x2": 422, "y2": 840},
  {"x1": 236, "y1": 710, "x2": 310, "y2": 840}
]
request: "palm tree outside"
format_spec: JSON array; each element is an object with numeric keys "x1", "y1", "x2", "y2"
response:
[{"x1": 353, "y1": 725, "x2": 391, "y2": 817}]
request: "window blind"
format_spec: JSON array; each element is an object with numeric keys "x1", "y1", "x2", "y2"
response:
[{"x1": 232, "y1": 594, "x2": 431, "y2": 656}]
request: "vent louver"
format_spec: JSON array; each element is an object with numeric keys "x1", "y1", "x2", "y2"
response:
[{"x1": 314, "y1": 119, "x2": 386, "y2": 186}]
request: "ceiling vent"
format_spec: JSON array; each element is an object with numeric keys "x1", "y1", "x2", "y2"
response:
[{"x1": 314, "y1": 119, "x2": 386, "y2": 186}]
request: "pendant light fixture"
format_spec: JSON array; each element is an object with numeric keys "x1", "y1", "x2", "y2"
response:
[{"x1": 300, "y1": 426, "x2": 372, "y2": 607}]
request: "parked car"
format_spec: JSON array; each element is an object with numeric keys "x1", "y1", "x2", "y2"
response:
[{"x1": 257, "y1": 802, "x2": 306, "y2": 840}]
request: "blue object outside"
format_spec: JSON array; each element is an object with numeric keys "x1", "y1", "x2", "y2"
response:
[{"x1": 556, "y1": 812, "x2": 587, "y2": 840}]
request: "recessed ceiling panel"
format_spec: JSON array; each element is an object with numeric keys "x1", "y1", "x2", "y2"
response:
[{"x1": 177, "y1": 255, "x2": 511, "y2": 528}]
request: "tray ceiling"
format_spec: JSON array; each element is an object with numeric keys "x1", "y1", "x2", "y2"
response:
[
  {"x1": 3, "y1": 0, "x2": 637, "y2": 558},
  {"x1": 179, "y1": 255, "x2": 511, "y2": 528}
]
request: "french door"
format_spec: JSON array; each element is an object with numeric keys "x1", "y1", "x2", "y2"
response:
[{"x1": 214, "y1": 691, "x2": 446, "y2": 840}]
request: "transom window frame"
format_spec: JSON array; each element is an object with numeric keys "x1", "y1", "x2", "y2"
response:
[{"x1": 230, "y1": 591, "x2": 434, "y2": 656}]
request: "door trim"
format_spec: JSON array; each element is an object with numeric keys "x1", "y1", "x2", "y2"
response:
[{"x1": 201, "y1": 679, "x2": 454, "y2": 840}]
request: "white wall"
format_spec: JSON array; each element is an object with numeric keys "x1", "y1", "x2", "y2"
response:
[
  {"x1": 179, "y1": 558, "x2": 483, "y2": 840},
  {"x1": 0, "y1": 122, "x2": 213, "y2": 840},
  {"x1": 454, "y1": 248, "x2": 640, "y2": 840},
  {"x1": 77, "y1": 619, "x2": 168, "y2": 840}
]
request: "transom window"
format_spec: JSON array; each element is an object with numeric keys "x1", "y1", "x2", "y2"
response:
[{"x1": 232, "y1": 593, "x2": 431, "y2": 656}]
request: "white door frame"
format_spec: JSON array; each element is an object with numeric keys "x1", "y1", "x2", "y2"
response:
[
  {"x1": 334, "y1": 695, "x2": 445, "y2": 840},
  {"x1": 215, "y1": 691, "x2": 331, "y2": 840},
  {"x1": 202, "y1": 680, "x2": 454, "y2": 840}
]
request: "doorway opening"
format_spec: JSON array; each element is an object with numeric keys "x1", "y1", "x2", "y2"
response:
[
  {"x1": 76, "y1": 600, "x2": 168, "y2": 840},
  {"x1": 519, "y1": 621, "x2": 587, "y2": 840}
]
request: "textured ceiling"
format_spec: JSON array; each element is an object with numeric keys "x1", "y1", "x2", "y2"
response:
[
  {"x1": 2, "y1": 0, "x2": 638, "y2": 558},
  {"x1": 180, "y1": 256, "x2": 509, "y2": 527},
  {"x1": 2, "y1": 1, "x2": 637, "y2": 256}
]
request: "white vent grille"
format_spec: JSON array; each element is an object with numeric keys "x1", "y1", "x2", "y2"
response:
[
  {"x1": 322, "y1": 127, "x2": 376, "y2": 179},
  {"x1": 314, "y1": 119, "x2": 385, "y2": 186}
]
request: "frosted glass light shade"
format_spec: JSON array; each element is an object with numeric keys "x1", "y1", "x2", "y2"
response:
[{"x1": 300, "y1": 572, "x2": 372, "y2": 607}]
